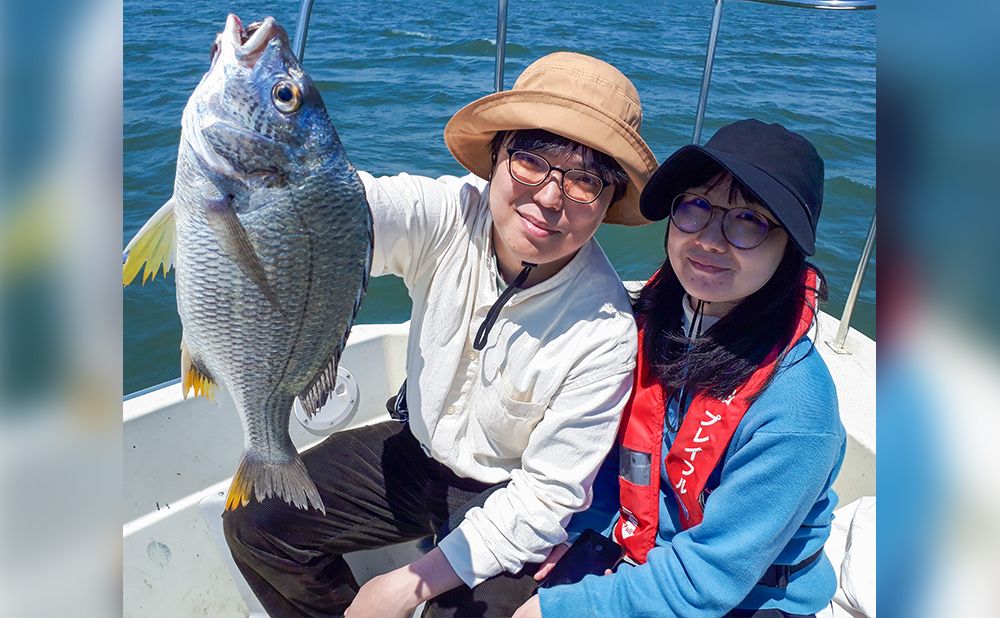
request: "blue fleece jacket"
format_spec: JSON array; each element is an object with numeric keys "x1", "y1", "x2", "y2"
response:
[{"x1": 539, "y1": 338, "x2": 846, "y2": 617}]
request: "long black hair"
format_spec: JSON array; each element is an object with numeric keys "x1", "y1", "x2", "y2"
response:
[{"x1": 634, "y1": 175, "x2": 828, "y2": 406}]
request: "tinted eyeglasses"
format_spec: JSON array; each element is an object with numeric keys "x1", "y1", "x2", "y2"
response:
[
  {"x1": 506, "y1": 148, "x2": 608, "y2": 204},
  {"x1": 670, "y1": 193, "x2": 780, "y2": 250}
]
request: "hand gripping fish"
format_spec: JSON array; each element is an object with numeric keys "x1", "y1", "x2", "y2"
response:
[{"x1": 123, "y1": 15, "x2": 373, "y2": 513}]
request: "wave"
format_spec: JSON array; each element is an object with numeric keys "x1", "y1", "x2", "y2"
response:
[
  {"x1": 382, "y1": 29, "x2": 434, "y2": 40},
  {"x1": 825, "y1": 176, "x2": 876, "y2": 209},
  {"x1": 434, "y1": 38, "x2": 532, "y2": 57}
]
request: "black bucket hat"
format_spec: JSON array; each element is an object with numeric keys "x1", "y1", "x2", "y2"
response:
[{"x1": 639, "y1": 119, "x2": 824, "y2": 255}]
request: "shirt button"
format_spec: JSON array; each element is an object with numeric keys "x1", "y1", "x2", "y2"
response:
[{"x1": 446, "y1": 406, "x2": 457, "y2": 415}]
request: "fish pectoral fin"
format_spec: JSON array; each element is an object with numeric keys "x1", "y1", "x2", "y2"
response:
[
  {"x1": 202, "y1": 195, "x2": 286, "y2": 317},
  {"x1": 123, "y1": 198, "x2": 176, "y2": 287},
  {"x1": 181, "y1": 340, "x2": 216, "y2": 400}
]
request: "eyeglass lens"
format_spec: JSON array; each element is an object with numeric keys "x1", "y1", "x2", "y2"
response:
[
  {"x1": 508, "y1": 150, "x2": 605, "y2": 204},
  {"x1": 671, "y1": 193, "x2": 773, "y2": 249}
]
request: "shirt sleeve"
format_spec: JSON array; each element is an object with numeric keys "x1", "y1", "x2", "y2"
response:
[
  {"x1": 537, "y1": 368, "x2": 844, "y2": 617},
  {"x1": 359, "y1": 171, "x2": 484, "y2": 285},
  {"x1": 563, "y1": 444, "x2": 622, "y2": 543},
  {"x1": 436, "y1": 336, "x2": 637, "y2": 587}
]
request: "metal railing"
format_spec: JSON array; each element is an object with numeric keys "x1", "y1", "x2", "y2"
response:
[
  {"x1": 830, "y1": 214, "x2": 876, "y2": 352},
  {"x1": 745, "y1": 0, "x2": 875, "y2": 8},
  {"x1": 494, "y1": 0, "x2": 510, "y2": 92},
  {"x1": 292, "y1": 0, "x2": 317, "y2": 62}
]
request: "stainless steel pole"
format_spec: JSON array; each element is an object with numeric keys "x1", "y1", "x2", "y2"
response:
[
  {"x1": 744, "y1": 0, "x2": 875, "y2": 9},
  {"x1": 494, "y1": 0, "x2": 510, "y2": 92},
  {"x1": 829, "y1": 213, "x2": 876, "y2": 353},
  {"x1": 293, "y1": 0, "x2": 318, "y2": 63},
  {"x1": 692, "y1": 0, "x2": 725, "y2": 145}
]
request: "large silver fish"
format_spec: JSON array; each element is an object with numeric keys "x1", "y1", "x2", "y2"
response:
[{"x1": 123, "y1": 14, "x2": 372, "y2": 513}]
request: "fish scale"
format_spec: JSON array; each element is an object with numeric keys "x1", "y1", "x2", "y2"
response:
[{"x1": 123, "y1": 14, "x2": 373, "y2": 513}]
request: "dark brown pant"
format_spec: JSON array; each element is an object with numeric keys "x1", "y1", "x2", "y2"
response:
[{"x1": 222, "y1": 421, "x2": 538, "y2": 617}]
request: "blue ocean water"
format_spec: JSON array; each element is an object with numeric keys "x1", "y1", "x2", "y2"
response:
[{"x1": 123, "y1": 0, "x2": 876, "y2": 394}]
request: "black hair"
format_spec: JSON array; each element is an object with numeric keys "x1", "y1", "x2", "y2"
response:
[
  {"x1": 633, "y1": 172, "x2": 828, "y2": 408},
  {"x1": 488, "y1": 129, "x2": 630, "y2": 205}
]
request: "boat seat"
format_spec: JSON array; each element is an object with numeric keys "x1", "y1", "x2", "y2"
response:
[{"x1": 815, "y1": 496, "x2": 876, "y2": 618}]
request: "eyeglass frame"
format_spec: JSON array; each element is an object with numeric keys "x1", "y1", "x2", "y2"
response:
[
  {"x1": 505, "y1": 148, "x2": 609, "y2": 205},
  {"x1": 669, "y1": 192, "x2": 782, "y2": 250}
]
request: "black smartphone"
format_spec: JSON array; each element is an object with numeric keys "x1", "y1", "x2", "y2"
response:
[{"x1": 538, "y1": 529, "x2": 625, "y2": 588}]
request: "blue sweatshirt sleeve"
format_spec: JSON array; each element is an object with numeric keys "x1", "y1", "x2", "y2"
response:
[{"x1": 539, "y1": 354, "x2": 843, "y2": 617}]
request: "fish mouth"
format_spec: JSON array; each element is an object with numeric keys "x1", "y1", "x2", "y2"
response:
[{"x1": 215, "y1": 14, "x2": 290, "y2": 67}]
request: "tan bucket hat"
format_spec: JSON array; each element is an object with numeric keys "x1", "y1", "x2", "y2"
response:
[{"x1": 444, "y1": 52, "x2": 658, "y2": 226}]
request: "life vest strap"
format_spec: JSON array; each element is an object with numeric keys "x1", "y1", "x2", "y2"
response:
[{"x1": 757, "y1": 548, "x2": 823, "y2": 589}]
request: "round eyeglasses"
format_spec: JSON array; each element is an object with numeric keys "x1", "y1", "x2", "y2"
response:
[
  {"x1": 670, "y1": 193, "x2": 780, "y2": 250},
  {"x1": 506, "y1": 148, "x2": 608, "y2": 204}
]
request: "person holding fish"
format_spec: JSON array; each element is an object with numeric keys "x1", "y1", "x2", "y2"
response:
[
  {"x1": 511, "y1": 120, "x2": 846, "y2": 618},
  {"x1": 203, "y1": 30, "x2": 659, "y2": 618},
  {"x1": 122, "y1": 14, "x2": 657, "y2": 615}
]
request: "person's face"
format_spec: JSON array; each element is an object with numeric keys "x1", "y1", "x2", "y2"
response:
[
  {"x1": 489, "y1": 143, "x2": 614, "y2": 283},
  {"x1": 666, "y1": 173, "x2": 788, "y2": 317}
]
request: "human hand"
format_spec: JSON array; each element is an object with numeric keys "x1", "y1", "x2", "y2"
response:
[
  {"x1": 533, "y1": 542, "x2": 571, "y2": 582},
  {"x1": 512, "y1": 594, "x2": 543, "y2": 618},
  {"x1": 346, "y1": 548, "x2": 463, "y2": 618},
  {"x1": 344, "y1": 570, "x2": 418, "y2": 618}
]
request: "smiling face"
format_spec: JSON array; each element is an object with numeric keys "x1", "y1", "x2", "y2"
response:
[
  {"x1": 488, "y1": 140, "x2": 615, "y2": 284},
  {"x1": 667, "y1": 172, "x2": 789, "y2": 317}
]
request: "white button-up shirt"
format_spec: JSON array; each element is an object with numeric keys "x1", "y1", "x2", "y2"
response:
[{"x1": 361, "y1": 171, "x2": 637, "y2": 586}]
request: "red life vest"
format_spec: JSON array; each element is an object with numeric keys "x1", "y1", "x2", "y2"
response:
[{"x1": 612, "y1": 268, "x2": 819, "y2": 564}]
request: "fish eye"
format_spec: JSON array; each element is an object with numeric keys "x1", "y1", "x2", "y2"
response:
[{"x1": 272, "y1": 80, "x2": 302, "y2": 114}]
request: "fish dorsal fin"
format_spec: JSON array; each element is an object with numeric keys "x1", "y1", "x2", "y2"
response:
[
  {"x1": 181, "y1": 340, "x2": 216, "y2": 400},
  {"x1": 298, "y1": 350, "x2": 342, "y2": 419},
  {"x1": 298, "y1": 268, "x2": 370, "y2": 417},
  {"x1": 299, "y1": 229, "x2": 372, "y2": 415},
  {"x1": 203, "y1": 195, "x2": 286, "y2": 317},
  {"x1": 123, "y1": 199, "x2": 176, "y2": 286}
]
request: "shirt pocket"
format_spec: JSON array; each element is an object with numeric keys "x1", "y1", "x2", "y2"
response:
[{"x1": 472, "y1": 380, "x2": 548, "y2": 460}]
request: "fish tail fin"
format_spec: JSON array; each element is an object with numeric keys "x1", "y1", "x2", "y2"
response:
[
  {"x1": 123, "y1": 198, "x2": 176, "y2": 287},
  {"x1": 225, "y1": 451, "x2": 325, "y2": 514}
]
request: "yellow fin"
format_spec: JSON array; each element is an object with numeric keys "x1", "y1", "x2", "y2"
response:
[
  {"x1": 224, "y1": 489, "x2": 250, "y2": 511},
  {"x1": 181, "y1": 340, "x2": 216, "y2": 401},
  {"x1": 225, "y1": 456, "x2": 252, "y2": 511},
  {"x1": 123, "y1": 199, "x2": 176, "y2": 286}
]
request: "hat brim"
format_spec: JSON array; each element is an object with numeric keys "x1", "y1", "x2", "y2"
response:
[
  {"x1": 444, "y1": 90, "x2": 658, "y2": 226},
  {"x1": 639, "y1": 145, "x2": 816, "y2": 255}
]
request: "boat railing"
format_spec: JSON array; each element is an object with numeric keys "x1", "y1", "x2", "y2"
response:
[
  {"x1": 288, "y1": 0, "x2": 876, "y2": 354},
  {"x1": 292, "y1": 0, "x2": 316, "y2": 62}
]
